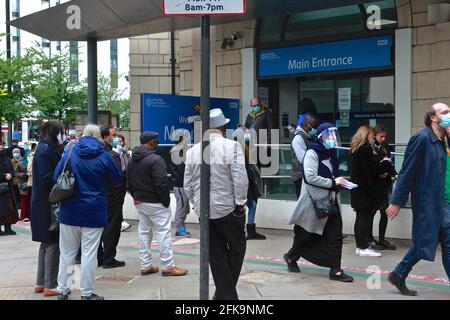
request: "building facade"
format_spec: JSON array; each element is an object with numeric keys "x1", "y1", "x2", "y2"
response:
[{"x1": 124, "y1": 0, "x2": 450, "y2": 238}]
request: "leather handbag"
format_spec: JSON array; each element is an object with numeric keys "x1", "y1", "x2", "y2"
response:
[
  {"x1": 306, "y1": 187, "x2": 339, "y2": 219},
  {"x1": 49, "y1": 144, "x2": 76, "y2": 204}
]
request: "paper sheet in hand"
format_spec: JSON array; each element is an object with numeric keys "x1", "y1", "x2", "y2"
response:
[{"x1": 342, "y1": 181, "x2": 358, "y2": 190}]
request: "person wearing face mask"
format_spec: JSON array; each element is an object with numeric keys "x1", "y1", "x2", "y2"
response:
[
  {"x1": 349, "y1": 125, "x2": 389, "y2": 258},
  {"x1": 291, "y1": 113, "x2": 318, "y2": 198},
  {"x1": 117, "y1": 135, "x2": 132, "y2": 232},
  {"x1": 11, "y1": 148, "x2": 31, "y2": 222},
  {"x1": 9, "y1": 149, "x2": 23, "y2": 211},
  {"x1": 244, "y1": 98, "x2": 274, "y2": 167},
  {"x1": 97, "y1": 128, "x2": 127, "y2": 269},
  {"x1": 30, "y1": 120, "x2": 65, "y2": 297},
  {"x1": 0, "y1": 141, "x2": 19, "y2": 236},
  {"x1": 385, "y1": 103, "x2": 450, "y2": 296},
  {"x1": 284, "y1": 123, "x2": 353, "y2": 282}
]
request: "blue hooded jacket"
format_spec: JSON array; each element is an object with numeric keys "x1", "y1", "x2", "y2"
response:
[{"x1": 53, "y1": 136, "x2": 121, "y2": 228}]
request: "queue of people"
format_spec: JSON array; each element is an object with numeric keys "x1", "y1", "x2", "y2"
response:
[{"x1": 2, "y1": 98, "x2": 450, "y2": 300}]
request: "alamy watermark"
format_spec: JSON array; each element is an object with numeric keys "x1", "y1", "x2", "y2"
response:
[{"x1": 66, "y1": 5, "x2": 81, "y2": 30}]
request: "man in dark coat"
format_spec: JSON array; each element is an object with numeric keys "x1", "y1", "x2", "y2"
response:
[
  {"x1": 98, "y1": 126, "x2": 126, "y2": 269},
  {"x1": 386, "y1": 102, "x2": 450, "y2": 296}
]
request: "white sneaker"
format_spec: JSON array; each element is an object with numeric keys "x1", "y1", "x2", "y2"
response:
[
  {"x1": 121, "y1": 221, "x2": 131, "y2": 232},
  {"x1": 356, "y1": 248, "x2": 382, "y2": 257}
]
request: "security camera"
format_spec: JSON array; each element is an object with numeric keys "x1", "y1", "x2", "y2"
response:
[
  {"x1": 230, "y1": 32, "x2": 240, "y2": 41},
  {"x1": 221, "y1": 37, "x2": 231, "y2": 49}
]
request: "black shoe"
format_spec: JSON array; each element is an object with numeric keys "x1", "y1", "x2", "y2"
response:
[
  {"x1": 246, "y1": 224, "x2": 266, "y2": 240},
  {"x1": 0, "y1": 229, "x2": 6, "y2": 236},
  {"x1": 388, "y1": 272, "x2": 418, "y2": 296},
  {"x1": 370, "y1": 241, "x2": 385, "y2": 251},
  {"x1": 102, "y1": 259, "x2": 125, "y2": 269},
  {"x1": 380, "y1": 240, "x2": 396, "y2": 250},
  {"x1": 283, "y1": 253, "x2": 300, "y2": 273},
  {"x1": 329, "y1": 271, "x2": 354, "y2": 282},
  {"x1": 81, "y1": 293, "x2": 104, "y2": 300},
  {"x1": 57, "y1": 292, "x2": 70, "y2": 300},
  {"x1": 4, "y1": 225, "x2": 16, "y2": 235}
]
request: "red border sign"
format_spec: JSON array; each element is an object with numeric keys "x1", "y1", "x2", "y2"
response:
[{"x1": 162, "y1": 0, "x2": 246, "y2": 16}]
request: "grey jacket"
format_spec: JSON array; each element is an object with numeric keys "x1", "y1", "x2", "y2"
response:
[{"x1": 288, "y1": 149, "x2": 337, "y2": 235}]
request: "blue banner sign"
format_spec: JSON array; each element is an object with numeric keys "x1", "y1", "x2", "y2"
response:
[
  {"x1": 259, "y1": 35, "x2": 393, "y2": 77},
  {"x1": 141, "y1": 93, "x2": 240, "y2": 144}
]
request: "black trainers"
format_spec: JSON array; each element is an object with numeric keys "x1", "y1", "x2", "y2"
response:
[
  {"x1": 81, "y1": 293, "x2": 104, "y2": 300},
  {"x1": 102, "y1": 259, "x2": 125, "y2": 269},
  {"x1": 381, "y1": 240, "x2": 397, "y2": 250},
  {"x1": 283, "y1": 253, "x2": 300, "y2": 273},
  {"x1": 57, "y1": 292, "x2": 70, "y2": 300},
  {"x1": 388, "y1": 272, "x2": 418, "y2": 296},
  {"x1": 329, "y1": 271, "x2": 354, "y2": 282}
]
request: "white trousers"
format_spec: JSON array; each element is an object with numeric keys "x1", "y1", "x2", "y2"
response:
[
  {"x1": 136, "y1": 202, "x2": 174, "y2": 270},
  {"x1": 57, "y1": 223, "x2": 103, "y2": 297}
]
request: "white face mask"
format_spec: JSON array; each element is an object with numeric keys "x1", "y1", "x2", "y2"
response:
[{"x1": 57, "y1": 133, "x2": 65, "y2": 145}]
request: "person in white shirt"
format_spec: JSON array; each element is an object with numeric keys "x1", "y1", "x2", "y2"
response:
[{"x1": 184, "y1": 108, "x2": 249, "y2": 300}]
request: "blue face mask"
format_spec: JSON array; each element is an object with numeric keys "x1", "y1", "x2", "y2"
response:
[
  {"x1": 252, "y1": 105, "x2": 261, "y2": 113},
  {"x1": 13, "y1": 153, "x2": 20, "y2": 159},
  {"x1": 111, "y1": 137, "x2": 120, "y2": 147},
  {"x1": 440, "y1": 114, "x2": 450, "y2": 128},
  {"x1": 309, "y1": 128, "x2": 317, "y2": 137},
  {"x1": 323, "y1": 139, "x2": 337, "y2": 150}
]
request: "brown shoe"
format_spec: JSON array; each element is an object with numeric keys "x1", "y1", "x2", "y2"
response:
[
  {"x1": 141, "y1": 266, "x2": 159, "y2": 276},
  {"x1": 161, "y1": 266, "x2": 188, "y2": 277},
  {"x1": 43, "y1": 289, "x2": 58, "y2": 297},
  {"x1": 34, "y1": 287, "x2": 44, "y2": 294}
]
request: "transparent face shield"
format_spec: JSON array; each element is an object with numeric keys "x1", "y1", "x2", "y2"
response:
[{"x1": 318, "y1": 127, "x2": 341, "y2": 149}]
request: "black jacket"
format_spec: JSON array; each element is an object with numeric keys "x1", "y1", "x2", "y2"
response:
[
  {"x1": 106, "y1": 150, "x2": 126, "y2": 205},
  {"x1": 349, "y1": 144, "x2": 385, "y2": 210},
  {"x1": 373, "y1": 141, "x2": 397, "y2": 206},
  {"x1": 244, "y1": 109, "x2": 274, "y2": 143},
  {"x1": 127, "y1": 145, "x2": 170, "y2": 207},
  {"x1": 246, "y1": 164, "x2": 262, "y2": 205}
]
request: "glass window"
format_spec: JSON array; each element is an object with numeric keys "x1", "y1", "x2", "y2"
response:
[
  {"x1": 70, "y1": 41, "x2": 79, "y2": 83},
  {"x1": 285, "y1": 5, "x2": 364, "y2": 41},
  {"x1": 299, "y1": 79, "x2": 335, "y2": 121},
  {"x1": 110, "y1": 39, "x2": 118, "y2": 89},
  {"x1": 258, "y1": 16, "x2": 285, "y2": 43}
]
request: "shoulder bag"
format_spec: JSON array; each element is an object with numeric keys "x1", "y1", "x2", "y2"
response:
[{"x1": 49, "y1": 144, "x2": 76, "y2": 204}]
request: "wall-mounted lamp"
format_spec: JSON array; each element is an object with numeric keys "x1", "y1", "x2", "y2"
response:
[{"x1": 221, "y1": 32, "x2": 240, "y2": 49}]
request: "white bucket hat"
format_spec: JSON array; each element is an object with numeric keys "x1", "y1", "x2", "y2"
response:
[{"x1": 210, "y1": 108, "x2": 230, "y2": 129}]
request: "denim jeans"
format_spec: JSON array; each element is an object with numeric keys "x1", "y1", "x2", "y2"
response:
[
  {"x1": 394, "y1": 203, "x2": 450, "y2": 280},
  {"x1": 247, "y1": 201, "x2": 257, "y2": 225}
]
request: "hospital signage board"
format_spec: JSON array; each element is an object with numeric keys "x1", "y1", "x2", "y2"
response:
[
  {"x1": 141, "y1": 93, "x2": 240, "y2": 144},
  {"x1": 163, "y1": 0, "x2": 246, "y2": 16},
  {"x1": 259, "y1": 35, "x2": 393, "y2": 78}
]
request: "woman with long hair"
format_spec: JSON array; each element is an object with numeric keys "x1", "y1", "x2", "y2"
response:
[
  {"x1": 349, "y1": 125, "x2": 390, "y2": 257},
  {"x1": 370, "y1": 125, "x2": 397, "y2": 250},
  {"x1": 30, "y1": 120, "x2": 66, "y2": 297}
]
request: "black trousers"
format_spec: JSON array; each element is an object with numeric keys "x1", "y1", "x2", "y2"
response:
[
  {"x1": 209, "y1": 211, "x2": 246, "y2": 300},
  {"x1": 98, "y1": 202, "x2": 123, "y2": 265},
  {"x1": 369, "y1": 202, "x2": 389, "y2": 243},
  {"x1": 354, "y1": 208, "x2": 376, "y2": 249},
  {"x1": 294, "y1": 179, "x2": 302, "y2": 199}
]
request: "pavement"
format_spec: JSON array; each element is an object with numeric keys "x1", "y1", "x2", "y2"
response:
[{"x1": 0, "y1": 220, "x2": 449, "y2": 300}]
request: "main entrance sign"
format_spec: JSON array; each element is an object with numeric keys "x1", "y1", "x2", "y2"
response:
[
  {"x1": 259, "y1": 35, "x2": 393, "y2": 78},
  {"x1": 163, "y1": 0, "x2": 246, "y2": 16}
]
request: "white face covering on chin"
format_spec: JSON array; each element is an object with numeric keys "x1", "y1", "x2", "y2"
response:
[{"x1": 57, "y1": 133, "x2": 65, "y2": 145}]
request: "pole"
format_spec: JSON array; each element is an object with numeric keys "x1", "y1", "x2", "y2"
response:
[
  {"x1": 5, "y1": 0, "x2": 12, "y2": 145},
  {"x1": 170, "y1": 19, "x2": 176, "y2": 95},
  {"x1": 199, "y1": 15, "x2": 210, "y2": 301},
  {"x1": 87, "y1": 38, "x2": 98, "y2": 124}
]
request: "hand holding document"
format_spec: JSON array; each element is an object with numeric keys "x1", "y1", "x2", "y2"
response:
[{"x1": 341, "y1": 179, "x2": 358, "y2": 190}]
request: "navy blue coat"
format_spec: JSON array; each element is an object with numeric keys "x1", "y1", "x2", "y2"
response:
[
  {"x1": 391, "y1": 127, "x2": 446, "y2": 261},
  {"x1": 53, "y1": 136, "x2": 121, "y2": 228},
  {"x1": 30, "y1": 140, "x2": 61, "y2": 244}
]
